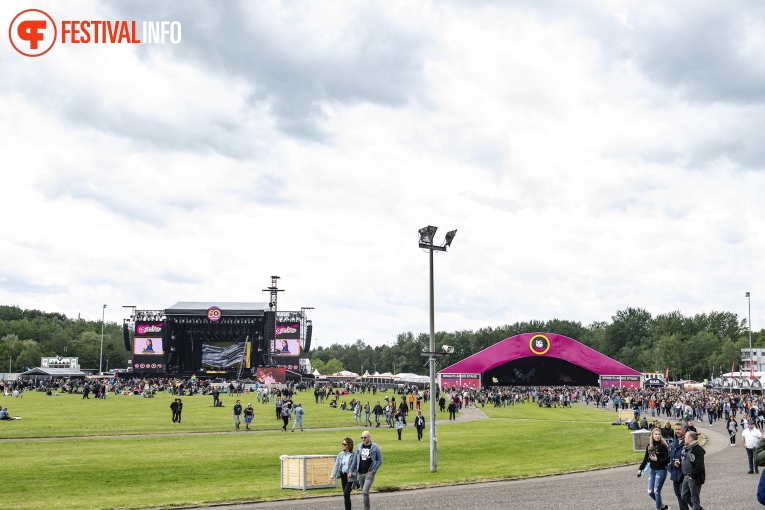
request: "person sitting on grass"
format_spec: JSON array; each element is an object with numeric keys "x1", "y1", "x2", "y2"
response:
[{"x1": 0, "y1": 407, "x2": 12, "y2": 420}]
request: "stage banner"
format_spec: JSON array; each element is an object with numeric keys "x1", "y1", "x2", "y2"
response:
[
  {"x1": 135, "y1": 321, "x2": 163, "y2": 337},
  {"x1": 275, "y1": 321, "x2": 300, "y2": 339},
  {"x1": 600, "y1": 376, "x2": 641, "y2": 388},
  {"x1": 440, "y1": 374, "x2": 481, "y2": 389},
  {"x1": 257, "y1": 367, "x2": 286, "y2": 385}
]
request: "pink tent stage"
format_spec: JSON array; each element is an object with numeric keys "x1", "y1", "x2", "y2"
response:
[{"x1": 439, "y1": 332, "x2": 641, "y2": 388}]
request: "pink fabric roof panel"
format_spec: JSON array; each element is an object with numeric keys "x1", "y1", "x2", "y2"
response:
[{"x1": 439, "y1": 332, "x2": 641, "y2": 376}]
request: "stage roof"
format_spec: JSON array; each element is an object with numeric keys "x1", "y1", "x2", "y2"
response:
[
  {"x1": 21, "y1": 367, "x2": 87, "y2": 378},
  {"x1": 165, "y1": 302, "x2": 269, "y2": 316},
  {"x1": 439, "y1": 332, "x2": 641, "y2": 377}
]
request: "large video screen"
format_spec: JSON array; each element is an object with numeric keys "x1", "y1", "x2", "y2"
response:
[
  {"x1": 134, "y1": 337, "x2": 164, "y2": 355},
  {"x1": 256, "y1": 367, "x2": 286, "y2": 385},
  {"x1": 271, "y1": 339, "x2": 301, "y2": 356}
]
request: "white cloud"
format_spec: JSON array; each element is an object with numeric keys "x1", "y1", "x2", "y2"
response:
[{"x1": 1, "y1": 0, "x2": 764, "y2": 348}]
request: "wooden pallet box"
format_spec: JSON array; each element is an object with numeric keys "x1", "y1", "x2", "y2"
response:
[{"x1": 280, "y1": 455, "x2": 337, "y2": 490}]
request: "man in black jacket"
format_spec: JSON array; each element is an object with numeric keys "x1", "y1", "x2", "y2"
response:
[
  {"x1": 680, "y1": 430, "x2": 705, "y2": 510},
  {"x1": 669, "y1": 421, "x2": 689, "y2": 510}
]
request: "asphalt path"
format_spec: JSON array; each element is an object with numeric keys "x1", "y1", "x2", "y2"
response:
[{"x1": 203, "y1": 409, "x2": 764, "y2": 510}]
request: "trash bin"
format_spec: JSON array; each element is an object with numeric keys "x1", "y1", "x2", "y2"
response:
[
  {"x1": 632, "y1": 429, "x2": 651, "y2": 452},
  {"x1": 280, "y1": 455, "x2": 337, "y2": 490}
]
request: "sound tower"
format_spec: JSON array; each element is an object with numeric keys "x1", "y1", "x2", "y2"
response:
[
  {"x1": 263, "y1": 311, "x2": 276, "y2": 366},
  {"x1": 304, "y1": 322, "x2": 313, "y2": 353},
  {"x1": 123, "y1": 322, "x2": 131, "y2": 351}
]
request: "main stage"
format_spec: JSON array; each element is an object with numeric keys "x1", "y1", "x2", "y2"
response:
[{"x1": 124, "y1": 302, "x2": 312, "y2": 379}]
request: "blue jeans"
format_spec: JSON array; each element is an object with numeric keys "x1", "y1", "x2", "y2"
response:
[{"x1": 648, "y1": 468, "x2": 668, "y2": 510}]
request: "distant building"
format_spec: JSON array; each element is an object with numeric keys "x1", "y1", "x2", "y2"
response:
[
  {"x1": 742, "y1": 348, "x2": 765, "y2": 372},
  {"x1": 41, "y1": 355, "x2": 79, "y2": 370}
]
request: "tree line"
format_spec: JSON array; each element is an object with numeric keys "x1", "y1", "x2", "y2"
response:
[
  {"x1": 0, "y1": 305, "x2": 127, "y2": 372},
  {"x1": 0, "y1": 304, "x2": 761, "y2": 381},
  {"x1": 310, "y1": 308, "x2": 763, "y2": 381}
]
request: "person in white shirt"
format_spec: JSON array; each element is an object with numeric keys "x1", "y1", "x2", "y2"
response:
[{"x1": 743, "y1": 421, "x2": 763, "y2": 474}]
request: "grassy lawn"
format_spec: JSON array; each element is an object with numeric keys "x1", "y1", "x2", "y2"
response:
[{"x1": 0, "y1": 390, "x2": 640, "y2": 509}]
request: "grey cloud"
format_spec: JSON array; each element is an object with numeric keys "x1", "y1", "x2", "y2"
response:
[
  {"x1": 107, "y1": 1, "x2": 430, "y2": 143},
  {"x1": 0, "y1": 273, "x2": 67, "y2": 295},
  {"x1": 158, "y1": 270, "x2": 203, "y2": 285},
  {"x1": 624, "y1": 3, "x2": 765, "y2": 105}
]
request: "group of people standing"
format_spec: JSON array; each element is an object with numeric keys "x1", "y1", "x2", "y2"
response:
[
  {"x1": 637, "y1": 421, "x2": 706, "y2": 510},
  {"x1": 275, "y1": 398, "x2": 305, "y2": 432}
]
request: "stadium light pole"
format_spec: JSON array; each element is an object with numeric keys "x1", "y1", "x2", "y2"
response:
[
  {"x1": 747, "y1": 292, "x2": 753, "y2": 390},
  {"x1": 99, "y1": 304, "x2": 107, "y2": 374},
  {"x1": 418, "y1": 225, "x2": 456, "y2": 473}
]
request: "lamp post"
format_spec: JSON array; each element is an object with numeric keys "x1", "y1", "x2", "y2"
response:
[
  {"x1": 418, "y1": 225, "x2": 456, "y2": 473},
  {"x1": 747, "y1": 292, "x2": 753, "y2": 389},
  {"x1": 99, "y1": 304, "x2": 107, "y2": 374}
]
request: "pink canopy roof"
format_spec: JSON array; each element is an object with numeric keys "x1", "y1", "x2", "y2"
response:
[{"x1": 439, "y1": 332, "x2": 640, "y2": 376}]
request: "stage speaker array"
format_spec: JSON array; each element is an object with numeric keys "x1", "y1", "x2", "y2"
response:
[
  {"x1": 123, "y1": 323, "x2": 131, "y2": 351},
  {"x1": 304, "y1": 322, "x2": 313, "y2": 353}
]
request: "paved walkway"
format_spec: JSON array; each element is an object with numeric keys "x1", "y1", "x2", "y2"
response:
[{"x1": 203, "y1": 413, "x2": 764, "y2": 510}]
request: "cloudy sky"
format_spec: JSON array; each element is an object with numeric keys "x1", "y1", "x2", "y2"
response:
[{"x1": 2, "y1": 1, "x2": 764, "y2": 348}]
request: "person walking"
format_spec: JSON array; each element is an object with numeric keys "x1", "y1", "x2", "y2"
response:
[
  {"x1": 637, "y1": 428, "x2": 670, "y2": 510},
  {"x1": 330, "y1": 437, "x2": 358, "y2": 510},
  {"x1": 448, "y1": 399, "x2": 457, "y2": 420},
  {"x1": 743, "y1": 420, "x2": 762, "y2": 473},
  {"x1": 394, "y1": 409, "x2": 406, "y2": 440},
  {"x1": 680, "y1": 431, "x2": 705, "y2": 510},
  {"x1": 414, "y1": 410, "x2": 425, "y2": 442},
  {"x1": 354, "y1": 402, "x2": 362, "y2": 426},
  {"x1": 669, "y1": 421, "x2": 689, "y2": 510},
  {"x1": 280, "y1": 403, "x2": 291, "y2": 432},
  {"x1": 233, "y1": 400, "x2": 243, "y2": 431},
  {"x1": 372, "y1": 401, "x2": 383, "y2": 428},
  {"x1": 357, "y1": 431, "x2": 382, "y2": 510},
  {"x1": 291, "y1": 403, "x2": 304, "y2": 432},
  {"x1": 275, "y1": 398, "x2": 284, "y2": 420},
  {"x1": 728, "y1": 415, "x2": 739, "y2": 446},
  {"x1": 243, "y1": 403, "x2": 254, "y2": 430},
  {"x1": 364, "y1": 402, "x2": 372, "y2": 427}
]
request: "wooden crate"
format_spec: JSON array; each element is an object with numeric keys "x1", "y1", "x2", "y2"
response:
[{"x1": 280, "y1": 455, "x2": 337, "y2": 490}]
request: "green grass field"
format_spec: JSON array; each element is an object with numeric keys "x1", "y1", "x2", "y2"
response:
[{"x1": 0, "y1": 391, "x2": 640, "y2": 509}]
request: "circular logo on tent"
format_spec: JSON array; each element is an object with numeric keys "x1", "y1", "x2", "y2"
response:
[
  {"x1": 207, "y1": 306, "x2": 222, "y2": 322},
  {"x1": 529, "y1": 334, "x2": 550, "y2": 355}
]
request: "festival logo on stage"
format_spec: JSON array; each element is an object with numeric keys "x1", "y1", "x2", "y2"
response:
[
  {"x1": 275, "y1": 322, "x2": 300, "y2": 339},
  {"x1": 207, "y1": 306, "x2": 222, "y2": 322},
  {"x1": 529, "y1": 334, "x2": 550, "y2": 355},
  {"x1": 136, "y1": 322, "x2": 163, "y2": 336}
]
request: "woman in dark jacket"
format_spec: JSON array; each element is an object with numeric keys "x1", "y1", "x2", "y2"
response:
[
  {"x1": 638, "y1": 428, "x2": 671, "y2": 510},
  {"x1": 661, "y1": 421, "x2": 674, "y2": 441}
]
